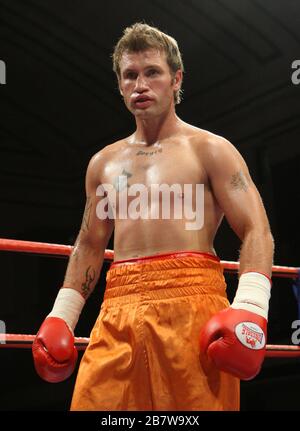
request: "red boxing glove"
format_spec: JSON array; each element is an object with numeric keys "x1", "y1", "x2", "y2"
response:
[
  {"x1": 200, "y1": 271, "x2": 271, "y2": 380},
  {"x1": 200, "y1": 308, "x2": 267, "y2": 380},
  {"x1": 32, "y1": 317, "x2": 77, "y2": 383},
  {"x1": 32, "y1": 287, "x2": 85, "y2": 383}
]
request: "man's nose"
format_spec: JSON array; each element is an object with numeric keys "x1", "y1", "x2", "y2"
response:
[{"x1": 134, "y1": 75, "x2": 148, "y2": 92}]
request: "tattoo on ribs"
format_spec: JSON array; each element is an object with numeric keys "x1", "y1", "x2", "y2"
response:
[
  {"x1": 81, "y1": 265, "x2": 96, "y2": 298},
  {"x1": 230, "y1": 171, "x2": 249, "y2": 191},
  {"x1": 81, "y1": 197, "x2": 92, "y2": 232}
]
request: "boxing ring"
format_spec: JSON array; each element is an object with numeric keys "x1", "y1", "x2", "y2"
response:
[{"x1": 0, "y1": 237, "x2": 300, "y2": 359}]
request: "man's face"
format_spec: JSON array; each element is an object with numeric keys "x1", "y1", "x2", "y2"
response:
[{"x1": 118, "y1": 48, "x2": 182, "y2": 118}]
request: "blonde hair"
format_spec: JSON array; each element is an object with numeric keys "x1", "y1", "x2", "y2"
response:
[{"x1": 112, "y1": 22, "x2": 184, "y2": 104}]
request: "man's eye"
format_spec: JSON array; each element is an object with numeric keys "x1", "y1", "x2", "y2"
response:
[
  {"x1": 126, "y1": 73, "x2": 136, "y2": 79},
  {"x1": 148, "y1": 69, "x2": 158, "y2": 76}
]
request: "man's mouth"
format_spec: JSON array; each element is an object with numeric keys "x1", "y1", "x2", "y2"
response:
[{"x1": 133, "y1": 96, "x2": 153, "y2": 108}]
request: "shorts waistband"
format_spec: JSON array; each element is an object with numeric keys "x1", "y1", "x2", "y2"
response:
[
  {"x1": 111, "y1": 251, "x2": 220, "y2": 268},
  {"x1": 103, "y1": 251, "x2": 226, "y2": 303}
]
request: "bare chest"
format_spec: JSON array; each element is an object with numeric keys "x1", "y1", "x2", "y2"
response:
[{"x1": 101, "y1": 143, "x2": 206, "y2": 189}]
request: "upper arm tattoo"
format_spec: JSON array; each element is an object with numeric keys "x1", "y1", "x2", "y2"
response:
[
  {"x1": 81, "y1": 196, "x2": 93, "y2": 232},
  {"x1": 230, "y1": 171, "x2": 249, "y2": 192}
]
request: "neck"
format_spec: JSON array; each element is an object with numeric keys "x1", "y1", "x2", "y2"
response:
[{"x1": 134, "y1": 107, "x2": 181, "y2": 145}]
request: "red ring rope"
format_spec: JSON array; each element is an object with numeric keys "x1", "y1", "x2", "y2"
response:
[
  {"x1": 0, "y1": 238, "x2": 298, "y2": 278},
  {"x1": 0, "y1": 334, "x2": 299, "y2": 358}
]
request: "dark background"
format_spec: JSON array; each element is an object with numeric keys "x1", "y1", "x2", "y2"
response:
[{"x1": 1, "y1": 0, "x2": 300, "y2": 411}]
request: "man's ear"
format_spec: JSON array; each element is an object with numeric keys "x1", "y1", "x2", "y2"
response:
[{"x1": 173, "y1": 69, "x2": 183, "y2": 91}]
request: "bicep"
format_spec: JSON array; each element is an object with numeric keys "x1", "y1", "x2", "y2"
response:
[
  {"x1": 206, "y1": 138, "x2": 269, "y2": 240},
  {"x1": 79, "y1": 154, "x2": 114, "y2": 249}
]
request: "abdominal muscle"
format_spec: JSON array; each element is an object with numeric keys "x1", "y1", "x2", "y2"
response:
[{"x1": 113, "y1": 211, "x2": 221, "y2": 261}]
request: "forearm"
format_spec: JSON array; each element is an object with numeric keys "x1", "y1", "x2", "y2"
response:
[
  {"x1": 33, "y1": 236, "x2": 104, "y2": 383},
  {"x1": 62, "y1": 234, "x2": 105, "y2": 300},
  {"x1": 239, "y1": 228, "x2": 274, "y2": 278},
  {"x1": 231, "y1": 228, "x2": 274, "y2": 319}
]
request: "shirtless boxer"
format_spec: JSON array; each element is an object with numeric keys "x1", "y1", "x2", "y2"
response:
[{"x1": 32, "y1": 23, "x2": 274, "y2": 411}]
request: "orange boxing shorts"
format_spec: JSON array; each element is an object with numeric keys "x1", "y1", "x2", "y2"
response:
[{"x1": 70, "y1": 251, "x2": 240, "y2": 411}]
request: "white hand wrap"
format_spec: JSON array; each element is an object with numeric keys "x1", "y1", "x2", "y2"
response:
[
  {"x1": 47, "y1": 288, "x2": 85, "y2": 333},
  {"x1": 231, "y1": 272, "x2": 271, "y2": 319}
]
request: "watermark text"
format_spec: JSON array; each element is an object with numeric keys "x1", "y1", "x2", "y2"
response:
[
  {"x1": 0, "y1": 320, "x2": 6, "y2": 344},
  {"x1": 96, "y1": 178, "x2": 204, "y2": 230},
  {"x1": 291, "y1": 319, "x2": 300, "y2": 344},
  {"x1": 0, "y1": 60, "x2": 6, "y2": 85},
  {"x1": 291, "y1": 60, "x2": 300, "y2": 85}
]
